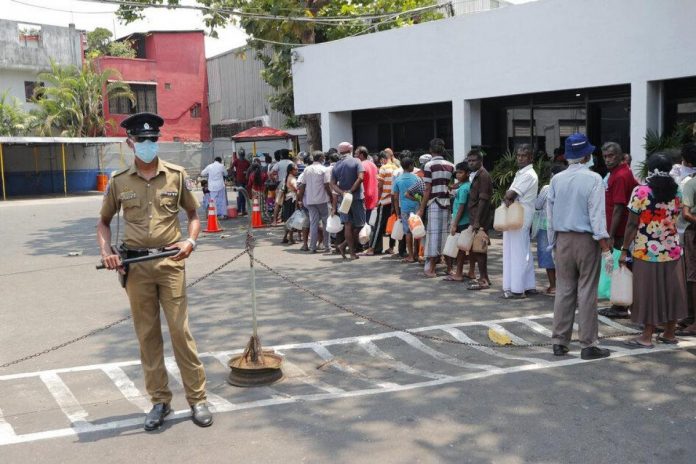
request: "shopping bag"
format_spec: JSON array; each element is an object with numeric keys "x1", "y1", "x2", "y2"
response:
[{"x1": 597, "y1": 249, "x2": 621, "y2": 300}]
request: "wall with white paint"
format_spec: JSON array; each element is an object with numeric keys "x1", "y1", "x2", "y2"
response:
[{"x1": 292, "y1": 0, "x2": 696, "y2": 161}]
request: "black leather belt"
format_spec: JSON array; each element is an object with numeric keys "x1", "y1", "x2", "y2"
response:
[{"x1": 122, "y1": 247, "x2": 167, "y2": 259}]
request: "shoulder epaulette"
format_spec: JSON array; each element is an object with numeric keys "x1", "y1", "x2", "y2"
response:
[
  {"x1": 112, "y1": 167, "x2": 130, "y2": 178},
  {"x1": 161, "y1": 161, "x2": 185, "y2": 172}
]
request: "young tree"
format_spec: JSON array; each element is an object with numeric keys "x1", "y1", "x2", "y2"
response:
[
  {"x1": 86, "y1": 27, "x2": 137, "y2": 59},
  {"x1": 115, "y1": 0, "x2": 443, "y2": 150}
]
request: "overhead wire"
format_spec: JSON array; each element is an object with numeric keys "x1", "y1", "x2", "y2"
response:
[{"x1": 9, "y1": 0, "x2": 116, "y2": 14}]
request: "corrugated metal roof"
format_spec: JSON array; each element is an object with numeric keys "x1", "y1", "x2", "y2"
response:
[{"x1": 0, "y1": 137, "x2": 126, "y2": 145}]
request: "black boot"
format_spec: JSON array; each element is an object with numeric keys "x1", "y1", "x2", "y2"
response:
[{"x1": 144, "y1": 403, "x2": 171, "y2": 431}]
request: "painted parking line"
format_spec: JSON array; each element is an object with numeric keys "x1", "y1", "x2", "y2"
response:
[{"x1": 0, "y1": 313, "x2": 691, "y2": 447}]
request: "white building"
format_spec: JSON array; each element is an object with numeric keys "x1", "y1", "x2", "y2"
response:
[
  {"x1": 0, "y1": 19, "x2": 83, "y2": 111},
  {"x1": 291, "y1": 0, "x2": 696, "y2": 167}
]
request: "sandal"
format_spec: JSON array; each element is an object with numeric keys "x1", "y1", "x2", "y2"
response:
[
  {"x1": 500, "y1": 291, "x2": 526, "y2": 300},
  {"x1": 443, "y1": 275, "x2": 464, "y2": 282},
  {"x1": 655, "y1": 336, "x2": 679, "y2": 344},
  {"x1": 623, "y1": 338, "x2": 654, "y2": 349},
  {"x1": 468, "y1": 280, "x2": 490, "y2": 291},
  {"x1": 675, "y1": 329, "x2": 696, "y2": 337},
  {"x1": 598, "y1": 307, "x2": 630, "y2": 318}
]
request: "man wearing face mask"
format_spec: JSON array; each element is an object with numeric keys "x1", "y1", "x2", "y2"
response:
[{"x1": 96, "y1": 112, "x2": 213, "y2": 431}]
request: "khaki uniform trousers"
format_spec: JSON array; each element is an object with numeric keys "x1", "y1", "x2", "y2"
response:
[
  {"x1": 551, "y1": 232, "x2": 601, "y2": 348},
  {"x1": 125, "y1": 257, "x2": 207, "y2": 406}
]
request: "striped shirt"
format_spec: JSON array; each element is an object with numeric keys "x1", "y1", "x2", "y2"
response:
[
  {"x1": 423, "y1": 156, "x2": 455, "y2": 205},
  {"x1": 378, "y1": 161, "x2": 398, "y2": 205}
]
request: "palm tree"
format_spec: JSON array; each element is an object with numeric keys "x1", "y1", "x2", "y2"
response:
[{"x1": 33, "y1": 60, "x2": 134, "y2": 137}]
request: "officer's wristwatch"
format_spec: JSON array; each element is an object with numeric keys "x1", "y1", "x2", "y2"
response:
[{"x1": 186, "y1": 238, "x2": 197, "y2": 250}]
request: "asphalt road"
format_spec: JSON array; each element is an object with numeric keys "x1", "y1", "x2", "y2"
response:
[{"x1": 0, "y1": 194, "x2": 695, "y2": 464}]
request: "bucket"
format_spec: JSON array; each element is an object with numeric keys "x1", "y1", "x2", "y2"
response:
[{"x1": 96, "y1": 173, "x2": 108, "y2": 192}]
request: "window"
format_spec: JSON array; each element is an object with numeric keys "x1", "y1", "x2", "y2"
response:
[
  {"x1": 109, "y1": 84, "x2": 157, "y2": 115},
  {"x1": 165, "y1": 83, "x2": 172, "y2": 90},
  {"x1": 24, "y1": 81, "x2": 44, "y2": 102},
  {"x1": 190, "y1": 103, "x2": 201, "y2": 118}
]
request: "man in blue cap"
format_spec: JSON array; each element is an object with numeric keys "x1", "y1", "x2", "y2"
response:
[
  {"x1": 96, "y1": 112, "x2": 214, "y2": 431},
  {"x1": 546, "y1": 133, "x2": 614, "y2": 360}
]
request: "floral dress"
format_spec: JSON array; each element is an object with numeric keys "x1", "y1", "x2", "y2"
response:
[{"x1": 627, "y1": 185, "x2": 682, "y2": 262}]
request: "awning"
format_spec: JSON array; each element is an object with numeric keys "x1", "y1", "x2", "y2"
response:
[{"x1": 231, "y1": 127, "x2": 292, "y2": 142}]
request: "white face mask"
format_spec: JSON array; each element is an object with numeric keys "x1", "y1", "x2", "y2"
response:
[{"x1": 134, "y1": 140, "x2": 159, "y2": 163}]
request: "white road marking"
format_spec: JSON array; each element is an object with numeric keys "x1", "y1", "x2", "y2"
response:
[
  {"x1": 0, "y1": 407, "x2": 16, "y2": 439},
  {"x1": 358, "y1": 340, "x2": 450, "y2": 380},
  {"x1": 2, "y1": 339, "x2": 692, "y2": 447},
  {"x1": 310, "y1": 343, "x2": 398, "y2": 389},
  {"x1": 273, "y1": 354, "x2": 346, "y2": 394},
  {"x1": 101, "y1": 366, "x2": 151, "y2": 413},
  {"x1": 516, "y1": 318, "x2": 553, "y2": 337},
  {"x1": 393, "y1": 332, "x2": 497, "y2": 371},
  {"x1": 440, "y1": 328, "x2": 550, "y2": 365},
  {"x1": 598, "y1": 315, "x2": 637, "y2": 333},
  {"x1": 164, "y1": 359, "x2": 233, "y2": 411},
  {"x1": 39, "y1": 372, "x2": 89, "y2": 426}
]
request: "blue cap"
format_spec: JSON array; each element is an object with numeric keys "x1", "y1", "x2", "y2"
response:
[{"x1": 565, "y1": 133, "x2": 595, "y2": 160}]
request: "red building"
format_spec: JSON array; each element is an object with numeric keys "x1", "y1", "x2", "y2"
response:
[{"x1": 95, "y1": 30, "x2": 210, "y2": 142}]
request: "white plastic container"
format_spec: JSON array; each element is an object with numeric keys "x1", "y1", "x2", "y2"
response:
[
  {"x1": 358, "y1": 224, "x2": 372, "y2": 245},
  {"x1": 493, "y1": 205, "x2": 509, "y2": 231},
  {"x1": 458, "y1": 226, "x2": 474, "y2": 251},
  {"x1": 506, "y1": 202, "x2": 524, "y2": 230},
  {"x1": 443, "y1": 234, "x2": 460, "y2": 258},
  {"x1": 368, "y1": 209, "x2": 378, "y2": 227},
  {"x1": 338, "y1": 192, "x2": 353, "y2": 214},
  {"x1": 610, "y1": 267, "x2": 633, "y2": 306},
  {"x1": 391, "y1": 219, "x2": 404, "y2": 241},
  {"x1": 408, "y1": 213, "x2": 426, "y2": 239},
  {"x1": 326, "y1": 215, "x2": 342, "y2": 233}
]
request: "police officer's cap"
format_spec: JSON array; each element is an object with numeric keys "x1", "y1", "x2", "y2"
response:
[{"x1": 120, "y1": 112, "x2": 164, "y2": 138}]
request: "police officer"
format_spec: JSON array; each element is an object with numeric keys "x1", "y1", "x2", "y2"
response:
[{"x1": 96, "y1": 112, "x2": 213, "y2": 431}]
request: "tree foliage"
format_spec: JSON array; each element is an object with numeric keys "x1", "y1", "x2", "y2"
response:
[
  {"x1": 115, "y1": 0, "x2": 443, "y2": 148},
  {"x1": 0, "y1": 91, "x2": 38, "y2": 136},
  {"x1": 86, "y1": 27, "x2": 137, "y2": 60},
  {"x1": 33, "y1": 61, "x2": 135, "y2": 137}
]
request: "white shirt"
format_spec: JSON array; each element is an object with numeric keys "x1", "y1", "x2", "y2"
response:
[
  {"x1": 299, "y1": 162, "x2": 331, "y2": 205},
  {"x1": 510, "y1": 164, "x2": 538, "y2": 219},
  {"x1": 201, "y1": 161, "x2": 227, "y2": 191}
]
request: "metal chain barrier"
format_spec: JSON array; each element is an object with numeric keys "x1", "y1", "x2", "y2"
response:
[
  {"x1": 0, "y1": 249, "x2": 249, "y2": 369},
  {"x1": 252, "y1": 256, "x2": 642, "y2": 349}
]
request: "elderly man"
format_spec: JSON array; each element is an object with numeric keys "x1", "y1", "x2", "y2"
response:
[
  {"x1": 417, "y1": 138, "x2": 455, "y2": 277},
  {"x1": 599, "y1": 141, "x2": 638, "y2": 318},
  {"x1": 298, "y1": 151, "x2": 334, "y2": 253},
  {"x1": 501, "y1": 144, "x2": 538, "y2": 298},
  {"x1": 330, "y1": 142, "x2": 365, "y2": 260},
  {"x1": 201, "y1": 156, "x2": 228, "y2": 219},
  {"x1": 547, "y1": 133, "x2": 613, "y2": 360}
]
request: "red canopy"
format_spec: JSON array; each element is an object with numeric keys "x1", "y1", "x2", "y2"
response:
[{"x1": 231, "y1": 126, "x2": 292, "y2": 142}]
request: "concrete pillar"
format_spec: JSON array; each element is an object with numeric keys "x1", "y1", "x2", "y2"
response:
[
  {"x1": 452, "y1": 99, "x2": 481, "y2": 164},
  {"x1": 320, "y1": 111, "x2": 353, "y2": 152},
  {"x1": 630, "y1": 81, "x2": 663, "y2": 170}
]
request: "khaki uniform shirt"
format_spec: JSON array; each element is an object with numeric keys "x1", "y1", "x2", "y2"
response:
[{"x1": 100, "y1": 159, "x2": 199, "y2": 249}]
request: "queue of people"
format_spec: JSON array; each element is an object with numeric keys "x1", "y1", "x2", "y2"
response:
[{"x1": 263, "y1": 135, "x2": 696, "y2": 359}]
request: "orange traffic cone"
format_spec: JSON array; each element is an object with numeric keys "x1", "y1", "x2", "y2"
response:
[
  {"x1": 251, "y1": 196, "x2": 264, "y2": 228},
  {"x1": 204, "y1": 199, "x2": 223, "y2": 233}
]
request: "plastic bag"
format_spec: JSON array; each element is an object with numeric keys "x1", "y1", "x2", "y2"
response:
[
  {"x1": 326, "y1": 214, "x2": 342, "y2": 234},
  {"x1": 391, "y1": 218, "x2": 404, "y2": 241},
  {"x1": 358, "y1": 224, "x2": 372, "y2": 245},
  {"x1": 598, "y1": 249, "x2": 621, "y2": 300},
  {"x1": 408, "y1": 213, "x2": 426, "y2": 239},
  {"x1": 443, "y1": 234, "x2": 460, "y2": 258},
  {"x1": 610, "y1": 266, "x2": 633, "y2": 306},
  {"x1": 471, "y1": 229, "x2": 489, "y2": 253},
  {"x1": 458, "y1": 226, "x2": 474, "y2": 251},
  {"x1": 493, "y1": 205, "x2": 508, "y2": 232},
  {"x1": 386, "y1": 214, "x2": 397, "y2": 235},
  {"x1": 531, "y1": 210, "x2": 545, "y2": 239},
  {"x1": 286, "y1": 209, "x2": 308, "y2": 231},
  {"x1": 338, "y1": 192, "x2": 353, "y2": 214}
]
